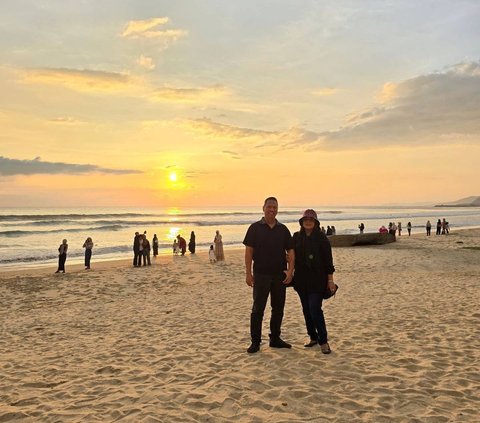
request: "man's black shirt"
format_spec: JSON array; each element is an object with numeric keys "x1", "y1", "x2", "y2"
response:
[{"x1": 243, "y1": 218, "x2": 293, "y2": 274}]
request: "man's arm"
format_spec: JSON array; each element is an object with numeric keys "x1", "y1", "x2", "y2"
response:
[{"x1": 245, "y1": 246, "x2": 254, "y2": 287}]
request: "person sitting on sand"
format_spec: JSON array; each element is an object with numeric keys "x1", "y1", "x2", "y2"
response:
[
  {"x1": 379, "y1": 225, "x2": 388, "y2": 233},
  {"x1": 55, "y1": 239, "x2": 68, "y2": 273},
  {"x1": 82, "y1": 237, "x2": 93, "y2": 270},
  {"x1": 209, "y1": 245, "x2": 216, "y2": 263},
  {"x1": 292, "y1": 209, "x2": 336, "y2": 354}
]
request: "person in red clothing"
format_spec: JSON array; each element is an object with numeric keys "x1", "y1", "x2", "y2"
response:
[{"x1": 176, "y1": 234, "x2": 187, "y2": 256}]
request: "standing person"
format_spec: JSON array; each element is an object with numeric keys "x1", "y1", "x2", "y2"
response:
[
  {"x1": 152, "y1": 234, "x2": 159, "y2": 257},
  {"x1": 55, "y1": 239, "x2": 68, "y2": 273},
  {"x1": 397, "y1": 222, "x2": 402, "y2": 236},
  {"x1": 293, "y1": 210, "x2": 336, "y2": 354},
  {"x1": 82, "y1": 237, "x2": 93, "y2": 270},
  {"x1": 214, "y1": 230, "x2": 225, "y2": 261},
  {"x1": 188, "y1": 231, "x2": 196, "y2": 254},
  {"x1": 391, "y1": 222, "x2": 397, "y2": 237},
  {"x1": 331, "y1": 226, "x2": 336, "y2": 235},
  {"x1": 142, "y1": 235, "x2": 151, "y2": 266},
  {"x1": 133, "y1": 232, "x2": 140, "y2": 267},
  {"x1": 445, "y1": 221, "x2": 450, "y2": 234},
  {"x1": 426, "y1": 220, "x2": 432, "y2": 236},
  {"x1": 243, "y1": 197, "x2": 294, "y2": 354},
  {"x1": 173, "y1": 239, "x2": 179, "y2": 255},
  {"x1": 138, "y1": 233, "x2": 144, "y2": 265},
  {"x1": 209, "y1": 245, "x2": 216, "y2": 263},
  {"x1": 407, "y1": 222, "x2": 412, "y2": 236},
  {"x1": 326, "y1": 226, "x2": 332, "y2": 236},
  {"x1": 358, "y1": 223, "x2": 365, "y2": 234},
  {"x1": 177, "y1": 234, "x2": 187, "y2": 256},
  {"x1": 436, "y1": 219, "x2": 442, "y2": 235}
]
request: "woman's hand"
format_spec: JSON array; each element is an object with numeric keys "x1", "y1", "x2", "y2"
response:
[{"x1": 327, "y1": 280, "x2": 336, "y2": 292}]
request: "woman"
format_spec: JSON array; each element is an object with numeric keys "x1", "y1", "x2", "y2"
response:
[
  {"x1": 82, "y1": 237, "x2": 93, "y2": 270},
  {"x1": 426, "y1": 220, "x2": 432, "y2": 236},
  {"x1": 214, "y1": 230, "x2": 225, "y2": 261},
  {"x1": 188, "y1": 231, "x2": 196, "y2": 254},
  {"x1": 152, "y1": 234, "x2": 159, "y2": 257},
  {"x1": 407, "y1": 222, "x2": 412, "y2": 236},
  {"x1": 293, "y1": 209, "x2": 336, "y2": 354},
  {"x1": 55, "y1": 239, "x2": 68, "y2": 273}
]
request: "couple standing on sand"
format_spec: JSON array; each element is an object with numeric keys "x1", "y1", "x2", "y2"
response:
[{"x1": 244, "y1": 197, "x2": 336, "y2": 354}]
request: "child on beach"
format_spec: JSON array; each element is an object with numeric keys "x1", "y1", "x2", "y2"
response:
[
  {"x1": 173, "y1": 239, "x2": 179, "y2": 255},
  {"x1": 209, "y1": 245, "x2": 216, "y2": 263}
]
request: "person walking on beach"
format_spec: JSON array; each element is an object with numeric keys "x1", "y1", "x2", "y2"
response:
[
  {"x1": 177, "y1": 234, "x2": 187, "y2": 256},
  {"x1": 82, "y1": 237, "x2": 93, "y2": 270},
  {"x1": 55, "y1": 239, "x2": 68, "y2": 273},
  {"x1": 407, "y1": 222, "x2": 412, "y2": 236},
  {"x1": 243, "y1": 197, "x2": 294, "y2": 354},
  {"x1": 293, "y1": 210, "x2": 336, "y2": 354},
  {"x1": 358, "y1": 222, "x2": 365, "y2": 234},
  {"x1": 214, "y1": 230, "x2": 225, "y2": 261},
  {"x1": 133, "y1": 232, "x2": 140, "y2": 267},
  {"x1": 426, "y1": 220, "x2": 432, "y2": 236},
  {"x1": 152, "y1": 234, "x2": 159, "y2": 257},
  {"x1": 188, "y1": 231, "x2": 196, "y2": 254},
  {"x1": 436, "y1": 219, "x2": 442, "y2": 235}
]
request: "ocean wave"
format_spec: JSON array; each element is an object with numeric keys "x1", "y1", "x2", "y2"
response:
[{"x1": 0, "y1": 225, "x2": 125, "y2": 237}]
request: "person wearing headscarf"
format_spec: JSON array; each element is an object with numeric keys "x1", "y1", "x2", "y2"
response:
[
  {"x1": 55, "y1": 239, "x2": 68, "y2": 273},
  {"x1": 293, "y1": 209, "x2": 336, "y2": 354}
]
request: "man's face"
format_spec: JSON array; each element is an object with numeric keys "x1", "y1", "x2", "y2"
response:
[{"x1": 263, "y1": 200, "x2": 278, "y2": 219}]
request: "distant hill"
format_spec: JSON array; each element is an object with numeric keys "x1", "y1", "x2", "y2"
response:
[{"x1": 435, "y1": 196, "x2": 480, "y2": 207}]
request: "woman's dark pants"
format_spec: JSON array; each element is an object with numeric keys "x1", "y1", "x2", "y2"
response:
[
  {"x1": 250, "y1": 272, "x2": 286, "y2": 343},
  {"x1": 297, "y1": 291, "x2": 328, "y2": 345}
]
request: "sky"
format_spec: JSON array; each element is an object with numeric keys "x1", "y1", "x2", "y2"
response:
[{"x1": 1, "y1": 0, "x2": 480, "y2": 208}]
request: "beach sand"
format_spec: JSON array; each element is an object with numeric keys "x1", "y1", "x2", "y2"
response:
[{"x1": 1, "y1": 229, "x2": 479, "y2": 422}]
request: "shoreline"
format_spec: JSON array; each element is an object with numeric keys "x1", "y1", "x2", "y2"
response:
[{"x1": 1, "y1": 227, "x2": 479, "y2": 278}]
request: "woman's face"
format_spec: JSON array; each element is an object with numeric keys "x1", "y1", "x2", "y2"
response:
[{"x1": 302, "y1": 217, "x2": 316, "y2": 231}]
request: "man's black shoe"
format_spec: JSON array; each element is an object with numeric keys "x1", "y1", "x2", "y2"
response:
[
  {"x1": 269, "y1": 338, "x2": 292, "y2": 349},
  {"x1": 247, "y1": 342, "x2": 260, "y2": 354}
]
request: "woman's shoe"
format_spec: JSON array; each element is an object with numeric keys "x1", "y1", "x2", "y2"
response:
[
  {"x1": 304, "y1": 340, "x2": 317, "y2": 348},
  {"x1": 320, "y1": 343, "x2": 331, "y2": 354}
]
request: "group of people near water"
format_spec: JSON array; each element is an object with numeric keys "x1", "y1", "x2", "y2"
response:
[
  {"x1": 425, "y1": 218, "x2": 450, "y2": 236},
  {"x1": 171, "y1": 230, "x2": 224, "y2": 262},
  {"x1": 55, "y1": 237, "x2": 93, "y2": 273}
]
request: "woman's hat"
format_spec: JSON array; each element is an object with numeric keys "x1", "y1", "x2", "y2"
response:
[{"x1": 299, "y1": 209, "x2": 319, "y2": 225}]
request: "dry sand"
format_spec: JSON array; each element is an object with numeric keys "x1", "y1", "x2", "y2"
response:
[{"x1": 1, "y1": 229, "x2": 479, "y2": 422}]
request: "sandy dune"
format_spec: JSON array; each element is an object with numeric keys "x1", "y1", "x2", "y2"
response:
[{"x1": 1, "y1": 229, "x2": 479, "y2": 422}]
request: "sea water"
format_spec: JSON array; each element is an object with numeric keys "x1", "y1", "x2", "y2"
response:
[{"x1": 1, "y1": 205, "x2": 479, "y2": 269}]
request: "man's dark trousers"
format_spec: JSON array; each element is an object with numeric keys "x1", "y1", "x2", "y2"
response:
[{"x1": 250, "y1": 272, "x2": 286, "y2": 343}]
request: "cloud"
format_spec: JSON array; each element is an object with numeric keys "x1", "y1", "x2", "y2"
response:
[
  {"x1": 150, "y1": 85, "x2": 229, "y2": 103},
  {"x1": 0, "y1": 156, "x2": 141, "y2": 176},
  {"x1": 312, "y1": 87, "x2": 338, "y2": 96},
  {"x1": 48, "y1": 117, "x2": 85, "y2": 124},
  {"x1": 291, "y1": 61, "x2": 480, "y2": 150},
  {"x1": 121, "y1": 17, "x2": 187, "y2": 47},
  {"x1": 20, "y1": 68, "x2": 140, "y2": 93},
  {"x1": 136, "y1": 55, "x2": 155, "y2": 70}
]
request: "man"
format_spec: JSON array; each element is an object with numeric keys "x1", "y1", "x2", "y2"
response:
[
  {"x1": 133, "y1": 232, "x2": 140, "y2": 267},
  {"x1": 243, "y1": 197, "x2": 295, "y2": 354}
]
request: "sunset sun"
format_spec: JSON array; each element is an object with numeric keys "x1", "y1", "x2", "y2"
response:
[{"x1": 169, "y1": 172, "x2": 178, "y2": 182}]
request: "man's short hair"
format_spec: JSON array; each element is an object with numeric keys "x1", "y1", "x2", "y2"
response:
[{"x1": 263, "y1": 196, "x2": 278, "y2": 206}]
